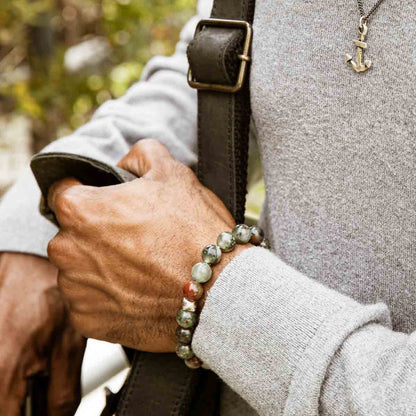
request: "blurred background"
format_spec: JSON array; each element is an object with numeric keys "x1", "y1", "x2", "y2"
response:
[
  {"x1": 0, "y1": 0, "x2": 264, "y2": 413},
  {"x1": 0, "y1": 0, "x2": 195, "y2": 195}
]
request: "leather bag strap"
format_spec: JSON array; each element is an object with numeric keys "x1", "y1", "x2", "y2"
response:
[
  {"x1": 111, "y1": 1, "x2": 256, "y2": 415},
  {"x1": 187, "y1": 0, "x2": 255, "y2": 223},
  {"x1": 115, "y1": 353, "x2": 208, "y2": 416}
]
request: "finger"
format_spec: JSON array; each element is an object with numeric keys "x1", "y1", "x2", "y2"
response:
[
  {"x1": 47, "y1": 317, "x2": 86, "y2": 416},
  {"x1": 47, "y1": 233, "x2": 77, "y2": 271},
  {"x1": 47, "y1": 177, "x2": 83, "y2": 214},
  {"x1": 0, "y1": 370, "x2": 28, "y2": 416},
  {"x1": 2, "y1": 397, "x2": 25, "y2": 416},
  {"x1": 0, "y1": 347, "x2": 46, "y2": 416},
  {"x1": 117, "y1": 138, "x2": 174, "y2": 180},
  {"x1": 47, "y1": 178, "x2": 85, "y2": 227}
]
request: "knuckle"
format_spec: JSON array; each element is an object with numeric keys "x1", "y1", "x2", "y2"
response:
[
  {"x1": 134, "y1": 138, "x2": 168, "y2": 160},
  {"x1": 130, "y1": 138, "x2": 156, "y2": 158},
  {"x1": 128, "y1": 142, "x2": 142, "y2": 158},
  {"x1": 62, "y1": 188, "x2": 98, "y2": 229},
  {"x1": 55, "y1": 187, "x2": 82, "y2": 220},
  {"x1": 47, "y1": 234, "x2": 65, "y2": 263},
  {"x1": 117, "y1": 155, "x2": 131, "y2": 170},
  {"x1": 55, "y1": 189, "x2": 73, "y2": 212}
]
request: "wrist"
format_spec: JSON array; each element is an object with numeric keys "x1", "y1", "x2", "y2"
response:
[
  {"x1": 175, "y1": 224, "x2": 269, "y2": 369},
  {"x1": 199, "y1": 243, "x2": 252, "y2": 310}
]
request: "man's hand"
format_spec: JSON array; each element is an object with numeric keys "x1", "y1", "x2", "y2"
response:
[
  {"x1": 47, "y1": 139, "x2": 238, "y2": 352},
  {"x1": 0, "y1": 253, "x2": 85, "y2": 416}
]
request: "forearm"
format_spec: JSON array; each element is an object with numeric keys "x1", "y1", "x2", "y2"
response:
[{"x1": 193, "y1": 247, "x2": 396, "y2": 415}]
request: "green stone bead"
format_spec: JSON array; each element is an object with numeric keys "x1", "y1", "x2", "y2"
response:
[
  {"x1": 202, "y1": 244, "x2": 222, "y2": 265},
  {"x1": 217, "y1": 231, "x2": 236, "y2": 252},
  {"x1": 175, "y1": 327, "x2": 194, "y2": 344},
  {"x1": 176, "y1": 343, "x2": 195, "y2": 360},
  {"x1": 249, "y1": 226, "x2": 264, "y2": 246},
  {"x1": 233, "y1": 224, "x2": 252, "y2": 244},
  {"x1": 192, "y1": 262, "x2": 212, "y2": 283},
  {"x1": 176, "y1": 310, "x2": 197, "y2": 329}
]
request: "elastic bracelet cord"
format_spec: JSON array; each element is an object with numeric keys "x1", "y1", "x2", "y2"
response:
[{"x1": 175, "y1": 224, "x2": 270, "y2": 370}]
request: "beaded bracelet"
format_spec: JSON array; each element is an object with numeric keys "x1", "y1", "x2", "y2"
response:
[{"x1": 175, "y1": 224, "x2": 269, "y2": 370}]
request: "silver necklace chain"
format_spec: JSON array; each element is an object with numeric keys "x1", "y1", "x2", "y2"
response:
[{"x1": 357, "y1": 0, "x2": 387, "y2": 21}]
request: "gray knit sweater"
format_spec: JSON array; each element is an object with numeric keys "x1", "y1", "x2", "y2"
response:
[{"x1": 1, "y1": 0, "x2": 416, "y2": 414}]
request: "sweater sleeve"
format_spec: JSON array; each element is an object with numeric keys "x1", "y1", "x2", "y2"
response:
[
  {"x1": 0, "y1": 0, "x2": 212, "y2": 258},
  {"x1": 192, "y1": 246, "x2": 415, "y2": 416}
]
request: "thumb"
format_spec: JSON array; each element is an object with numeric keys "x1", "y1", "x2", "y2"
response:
[
  {"x1": 117, "y1": 139, "x2": 174, "y2": 180},
  {"x1": 47, "y1": 319, "x2": 86, "y2": 416}
]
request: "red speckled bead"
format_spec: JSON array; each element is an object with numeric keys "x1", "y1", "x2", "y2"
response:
[
  {"x1": 183, "y1": 281, "x2": 203, "y2": 301},
  {"x1": 185, "y1": 356, "x2": 202, "y2": 370}
]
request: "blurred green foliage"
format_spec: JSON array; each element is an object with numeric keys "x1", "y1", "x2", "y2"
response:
[{"x1": 0, "y1": 0, "x2": 195, "y2": 150}]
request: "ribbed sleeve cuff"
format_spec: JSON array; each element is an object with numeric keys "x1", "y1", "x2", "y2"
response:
[{"x1": 192, "y1": 247, "x2": 391, "y2": 416}]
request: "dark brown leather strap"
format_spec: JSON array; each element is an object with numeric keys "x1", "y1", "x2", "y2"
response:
[
  {"x1": 116, "y1": 353, "x2": 201, "y2": 416},
  {"x1": 187, "y1": 0, "x2": 255, "y2": 224},
  {"x1": 110, "y1": 0, "x2": 256, "y2": 414},
  {"x1": 112, "y1": 353, "x2": 220, "y2": 416}
]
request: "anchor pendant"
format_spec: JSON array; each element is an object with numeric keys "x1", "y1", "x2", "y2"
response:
[{"x1": 346, "y1": 18, "x2": 372, "y2": 73}]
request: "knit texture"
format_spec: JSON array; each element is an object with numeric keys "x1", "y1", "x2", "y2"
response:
[
  {"x1": 251, "y1": 0, "x2": 416, "y2": 335},
  {"x1": 193, "y1": 247, "x2": 390, "y2": 415},
  {"x1": 2, "y1": 0, "x2": 416, "y2": 414}
]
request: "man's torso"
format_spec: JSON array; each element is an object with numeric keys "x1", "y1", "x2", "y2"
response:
[{"x1": 252, "y1": 0, "x2": 416, "y2": 334}]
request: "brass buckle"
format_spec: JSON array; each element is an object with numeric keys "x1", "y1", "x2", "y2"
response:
[{"x1": 187, "y1": 18, "x2": 253, "y2": 93}]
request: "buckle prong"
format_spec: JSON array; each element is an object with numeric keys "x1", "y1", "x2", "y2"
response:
[
  {"x1": 187, "y1": 18, "x2": 253, "y2": 93},
  {"x1": 238, "y1": 54, "x2": 251, "y2": 62}
]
